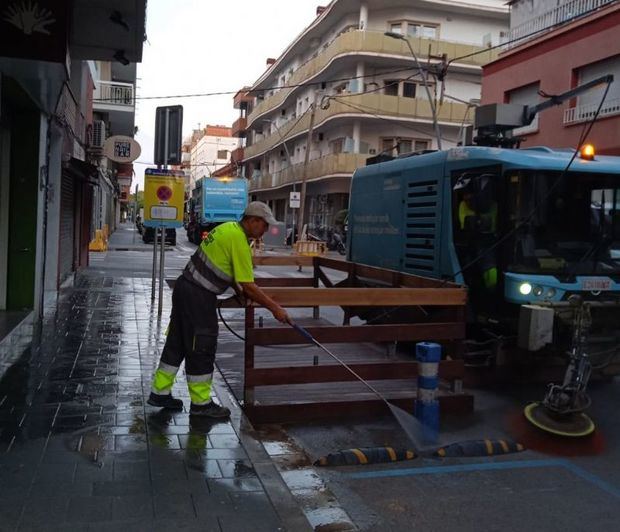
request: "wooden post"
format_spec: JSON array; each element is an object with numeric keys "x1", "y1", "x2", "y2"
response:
[
  {"x1": 343, "y1": 262, "x2": 355, "y2": 325},
  {"x1": 244, "y1": 306, "x2": 255, "y2": 406},
  {"x1": 312, "y1": 256, "x2": 320, "y2": 320}
]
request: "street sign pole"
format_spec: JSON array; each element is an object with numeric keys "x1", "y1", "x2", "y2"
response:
[
  {"x1": 151, "y1": 227, "x2": 158, "y2": 301},
  {"x1": 157, "y1": 108, "x2": 170, "y2": 317}
]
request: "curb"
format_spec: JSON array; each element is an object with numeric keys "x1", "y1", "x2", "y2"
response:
[{"x1": 213, "y1": 377, "x2": 313, "y2": 532}]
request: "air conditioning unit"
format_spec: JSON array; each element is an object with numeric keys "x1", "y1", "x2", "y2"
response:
[{"x1": 92, "y1": 120, "x2": 106, "y2": 149}]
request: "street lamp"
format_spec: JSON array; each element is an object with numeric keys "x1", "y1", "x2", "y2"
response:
[
  {"x1": 384, "y1": 31, "x2": 442, "y2": 150},
  {"x1": 261, "y1": 118, "x2": 296, "y2": 245}
]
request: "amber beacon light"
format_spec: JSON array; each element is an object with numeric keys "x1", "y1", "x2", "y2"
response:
[{"x1": 580, "y1": 144, "x2": 595, "y2": 160}]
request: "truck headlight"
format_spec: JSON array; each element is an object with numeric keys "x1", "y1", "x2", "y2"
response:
[
  {"x1": 519, "y1": 282, "x2": 533, "y2": 296},
  {"x1": 533, "y1": 286, "x2": 544, "y2": 297}
]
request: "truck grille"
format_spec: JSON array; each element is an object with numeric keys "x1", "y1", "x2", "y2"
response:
[{"x1": 404, "y1": 179, "x2": 441, "y2": 275}]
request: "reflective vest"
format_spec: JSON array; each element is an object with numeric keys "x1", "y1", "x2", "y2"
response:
[{"x1": 183, "y1": 221, "x2": 254, "y2": 294}]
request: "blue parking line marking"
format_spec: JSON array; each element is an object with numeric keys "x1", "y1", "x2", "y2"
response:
[{"x1": 346, "y1": 459, "x2": 620, "y2": 499}]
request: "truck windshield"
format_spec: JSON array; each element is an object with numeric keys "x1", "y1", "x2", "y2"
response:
[{"x1": 506, "y1": 170, "x2": 620, "y2": 277}]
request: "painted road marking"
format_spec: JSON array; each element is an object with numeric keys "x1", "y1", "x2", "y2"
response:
[{"x1": 346, "y1": 459, "x2": 620, "y2": 499}]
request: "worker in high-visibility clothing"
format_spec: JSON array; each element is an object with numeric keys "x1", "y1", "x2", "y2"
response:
[
  {"x1": 148, "y1": 202, "x2": 291, "y2": 418},
  {"x1": 455, "y1": 174, "x2": 498, "y2": 290}
]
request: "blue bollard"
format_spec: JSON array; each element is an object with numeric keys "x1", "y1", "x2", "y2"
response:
[{"x1": 415, "y1": 342, "x2": 441, "y2": 436}]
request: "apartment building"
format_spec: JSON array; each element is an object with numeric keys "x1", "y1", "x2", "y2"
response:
[
  {"x1": 188, "y1": 125, "x2": 241, "y2": 190},
  {"x1": 0, "y1": 0, "x2": 146, "y2": 345},
  {"x1": 92, "y1": 61, "x2": 140, "y2": 227},
  {"x1": 483, "y1": 0, "x2": 620, "y2": 154},
  {"x1": 234, "y1": 0, "x2": 509, "y2": 232}
]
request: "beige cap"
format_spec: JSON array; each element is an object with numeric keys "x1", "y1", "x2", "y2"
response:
[{"x1": 244, "y1": 201, "x2": 279, "y2": 225}]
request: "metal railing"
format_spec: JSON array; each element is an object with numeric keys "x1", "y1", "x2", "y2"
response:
[
  {"x1": 248, "y1": 153, "x2": 368, "y2": 192},
  {"x1": 94, "y1": 80, "x2": 135, "y2": 107},
  {"x1": 247, "y1": 29, "x2": 497, "y2": 128},
  {"x1": 504, "y1": 0, "x2": 615, "y2": 46},
  {"x1": 563, "y1": 96, "x2": 620, "y2": 124}
]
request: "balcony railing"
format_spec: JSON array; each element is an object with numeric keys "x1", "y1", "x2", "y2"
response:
[
  {"x1": 231, "y1": 116, "x2": 247, "y2": 137},
  {"x1": 249, "y1": 153, "x2": 369, "y2": 192},
  {"x1": 247, "y1": 30, "x2": 496, "y2": 128},
  {"x1": 94, "y1": 80, "x2": 135, "y2": 108},
  {"x1": 231, "y1": 147, "x2": 244, "y2": 164},
  {"x1": 504, "y1": 0, "x2": 615, "y2": 47},
  {"x1": 564, "y1": 96, "x2": 620, "y2": 124},
  {"x1": 244, "y1": 93, "x2": 469, "y2": 161}
]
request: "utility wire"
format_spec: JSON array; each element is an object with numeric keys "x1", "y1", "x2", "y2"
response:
[
  {"x1": 92, "y1": 66, "x2": 420, "y2": 103},
  {"x1": 331, "y1": 97, "x2": 459, "y2": 142}
]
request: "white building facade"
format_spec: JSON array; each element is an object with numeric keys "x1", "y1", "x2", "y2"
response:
[
  {"x1": 237, "y1": 0, "x2": 509, "y2": 233},
  {"x1": 188, "y1": 126, "x2": 241, "y2": 190}
]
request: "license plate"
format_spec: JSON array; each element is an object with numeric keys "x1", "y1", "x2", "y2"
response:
[{"x1": 581, "y1": 278, "x2": 612, "y2": 291}]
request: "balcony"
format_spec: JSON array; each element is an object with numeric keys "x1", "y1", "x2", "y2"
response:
[
  {"x1": 247, "y1": 30, "x2": 497, "y2": 127},
  {"x1": 231, "y1": 147, "x2": 245, "y2": 164},
  {"x1": 249, "y1": 153, "x2": 368, "y2": 192},
  {"x1": 93, "y1": 80, "x2": 135, "y2": 112},
  {"x1": 234, "y1": 87, "x2": 254, "y2": 110},
  {"x1": 244, "y1": 93, "x2": 469, "y2": 161},
  {"x1": 231, "y1": 116, "x2": 248, "y2": 138},
  {"x1": 504, "y1": 0, "x2": 615, "y2": 47},
  {"x1": 564, "y1": 97, "x2": 620, "y2": 124}
]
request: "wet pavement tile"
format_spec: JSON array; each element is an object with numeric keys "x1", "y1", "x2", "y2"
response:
[
  {"x1": 0, "y1": 272, "x2": 293, "y2": 531},
  {"x1": 66, "y1": 495, "x2": 113, "y2": 523},
  {"x1": 153, "y1": 493, "x2": 196, "y2": 520},
  {"x1": 19, "y1": 496, "x2": 70, "y2": 528},
  {"x1": 111, "y1": 494, "x2": 154, "y2": 520}
]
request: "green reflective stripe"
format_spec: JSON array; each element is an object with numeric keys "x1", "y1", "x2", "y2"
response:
[
  {"x1": 188, "y1": 381, "x2": 212, "y2": 405},
  {"x1": 152, "y1": 367, "x2": 176, "y2": 395},
  {"x1": 483, "y1": 267, "x2": 498, "y2": 289},
  {"x1": 459, "y1": 201, "x2": 475, "y2": 230},
  {"x1": 187, "y1": 373, "x2": 213, "y2": 383}
]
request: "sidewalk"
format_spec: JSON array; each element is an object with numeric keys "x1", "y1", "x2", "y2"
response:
[{"x1": 0, "y1": 271, "x2": 310, "y2": 531}]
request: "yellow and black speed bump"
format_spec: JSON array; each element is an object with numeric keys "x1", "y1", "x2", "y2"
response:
[
  {"x1": 434, "y1": 439, "x2": 525, "y2": 458},
  {"x1": 314, "y1": 447, "x2": 416, "y2": 466}
]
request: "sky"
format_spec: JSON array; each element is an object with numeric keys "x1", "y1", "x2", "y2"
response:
[{"x1": 133, "y1": 0, "x2": 323, "y2": 187}]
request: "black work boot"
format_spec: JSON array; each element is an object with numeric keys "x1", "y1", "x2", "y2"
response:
[
  {"x1": 190, "y1": 401, "x2": 231, "y2": 418},
  {"x1": 147, "y1": 392, "x2": 184, "y2": 410}
]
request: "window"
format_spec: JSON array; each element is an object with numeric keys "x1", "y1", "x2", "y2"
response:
[
  {"x1": 507, "y1": 82, "x2": 541, "y2": 135},
  {"x1": 217, "y1": 150, "x2": 228, "y2": 160},
  {"x1": 382, "y1": 137, "x2": 429, "y2": 155},
  {"x1": 385, "y1": 80, "x2": 425, "y2": 98},
  {"x1": 576, "y1": 57, "x2": 620, "y2": 118},
  {"x1": 390, "y1": 20, "x2": 439, "y2": 38},
  {"x1": 408, "y1": 23, "x2": 438, "y2": 39},
  {"x1": 330, "y1": 138, "x2": 345, "y2": 154},
  {"x1": 384, "y1": 80, "x2": 399, "y2": 96},
  {"x1": 414, "y1": 140, "x2": 430, "y2": 151},
  {"x1": 403, "y1": 82, "x2": 416, "y2": 98}
]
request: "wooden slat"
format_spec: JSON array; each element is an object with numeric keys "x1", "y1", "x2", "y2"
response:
[
  {"x1": 316, "y1": 267, "x2": 334, "y2": 288},
  {"x1": 255, "y1": 277, "x2": 314, "y2": 287},
  {"x1": 317, "y1": 257, "x2": 460, "y2": 288},
  {"x1": 247, "y1": 322, "x2": 465, "y2": 345},
  {"x1": 245, "y1": 360, "x2": 464, "y2": 386},
  {"x1": 253, "y1": 255, "x2": 314, "y2": 267},
  {"x1": 244, "y1": 394, "x2": 474, "y2": 424},
  {"x1": 255, "y1": 287, "x2": 466, "y2": 307}
]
